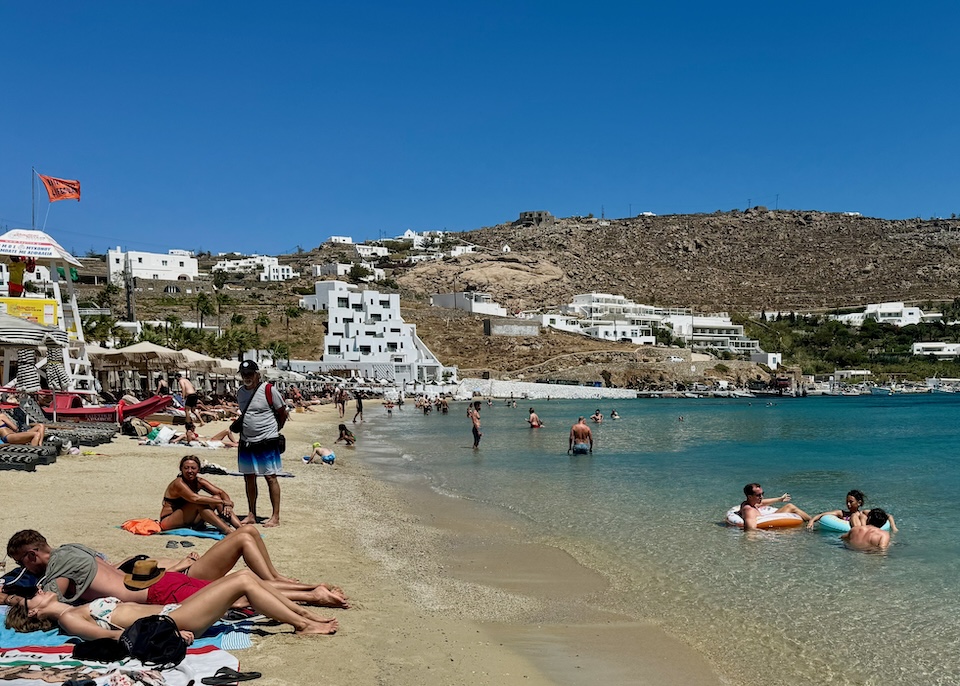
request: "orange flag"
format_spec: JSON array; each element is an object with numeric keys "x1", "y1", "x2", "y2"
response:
[{"x1": 38, "y1": 173, "x2": 81, "y2": 202}]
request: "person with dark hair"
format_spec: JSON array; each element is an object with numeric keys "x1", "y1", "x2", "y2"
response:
[
  {"x1": 807, "y1": 490, "x2": 898, "y2": 532},
  {"x1": 568, "y1": 417, "x2": 593, "y2": 455},
  {"x1": 335, "y1": 424, "x2": 355, "y2": 446},
  {"x1": 6, "y1": 569, "x2": 338, "y2": 638},
  {"x1": 737, "y1": 483, "x2": 811, "y2": 531},
  {"x1": 467, "y1": 401, "x2": 482, "y2": 449},
  {"x1": 841, "y1": 508, "x2": 892, "y2": 550},
  {"x1": 527, "y1": 407, "x2": 544, "y2": 428},
  {"x1": 159, "y1": 455, "x2": 243, "y2": 534},
  {"x1": 4, "y1": 528, "x2": 348, "y2": 609}
]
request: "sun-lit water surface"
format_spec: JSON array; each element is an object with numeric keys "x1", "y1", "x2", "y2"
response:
[{"x1": 357, "y1": 395, "x2": 960, "y2": 685}]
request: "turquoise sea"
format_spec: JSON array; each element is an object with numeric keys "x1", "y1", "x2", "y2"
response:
[{"x1": 359, "y1": 395, "x2": 960, "y2": 686}]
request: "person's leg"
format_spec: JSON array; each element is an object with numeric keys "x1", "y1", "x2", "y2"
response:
[
  {"x1": 242, "y1": 474, "x2": 259, "y2": 524},
  {"x1": 159, "y1": 505, "x2": 203, "y2": 532},
  {"x1": 168, "y1": 570, "x2": 337, "y2": 635},
  {"x1": 263, "y1": 475, "x2": 281, "y2": 528},
  {"x1": 778, "y1": 503, "x2": 811, "y2": 520},
  {"x1": 196, "y1": 507, "x2": 236, "y2": 535},
  {"x1": 187, "y1": 525, "x2": 285, "y2": 580}
]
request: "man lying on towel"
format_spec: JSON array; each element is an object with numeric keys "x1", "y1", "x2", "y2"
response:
[{"x1": 3, "y1": 526, "x2": 348, "y2": 610}]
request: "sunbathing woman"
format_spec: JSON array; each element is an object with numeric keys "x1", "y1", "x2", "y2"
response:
[
  {"x1": 160, "y1": 455, "x2": 244, "y2": 535},
  {"x1": 0, "y1": 412, "x2": 44, "y2": 446},
  {"x1": 6, "y1": 569, "x2": 338, "y2": 638},
  {"x1": 806, "y1": 489, "x2": 899, "y2": 532}
]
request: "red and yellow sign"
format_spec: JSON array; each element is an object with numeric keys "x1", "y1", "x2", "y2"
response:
[{"x1": 0, "y1": 297, "x2": 58, "y2": 325}]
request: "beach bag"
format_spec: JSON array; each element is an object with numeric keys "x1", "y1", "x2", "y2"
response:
[
  {"x1": 122, "y1": 417, "x2": 152, "y2": 437},
  {"x1": 121, "y1": 518, "x2": 162, "y2": 536},
  {"x1": 120, "y1": 614, "x2": 187, "y2": 669}
]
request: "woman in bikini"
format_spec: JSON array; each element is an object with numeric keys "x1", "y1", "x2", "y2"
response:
[
  {"x1": 6, "y1": 569, "x2": 338, "y2": 639},
  {"x1": 807, "y1": 489, "x2": 899, "y2": 531},
  {"x1": 159, "y1": 455, "x2": 244, "y2": 535},
  {"x1": 0, "y1": 412, "x2": 45, "y2": 446}
]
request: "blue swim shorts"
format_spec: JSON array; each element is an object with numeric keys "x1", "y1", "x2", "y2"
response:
[
  {"x1": 571, "y1": 443, "x2": 590, "y2": 454},
  {"x1": 238, "y1": 444, "x2": 283, "y2": 475}
]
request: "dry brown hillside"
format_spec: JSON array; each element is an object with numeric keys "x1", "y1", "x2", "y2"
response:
[{"x1": 398, "y1": 210, "x2": 960, "y2": 312}]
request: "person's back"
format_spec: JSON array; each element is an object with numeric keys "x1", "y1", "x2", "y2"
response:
[
  {"x1": 842, "y1": 509, "x2": 891, "y2": 550},
  {"x1": 569, "y1": 418, "x2": 593, "y2": 454}
]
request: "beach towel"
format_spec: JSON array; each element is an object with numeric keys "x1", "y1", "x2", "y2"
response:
[
  {"x1": 118, "y1": 522, "x2": 225, "y2": 540},
  {"x1": 0, "y1": 644, "x2": 239, "y2": 686}
]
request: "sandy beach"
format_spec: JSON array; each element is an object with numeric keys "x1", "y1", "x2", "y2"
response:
[{"x1": 3, "y1": 406, "x2": 725, "y2": 686}]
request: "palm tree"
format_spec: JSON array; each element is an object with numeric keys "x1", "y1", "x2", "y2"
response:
[
  {"x1": 266, "y1": 340, "x2": 289, "y2": 367},
  {"x1": 196, "y1": 292, "x2": 215, "y2": 330},
  {"x1": 230, "y1": 313, "x2": 246, "y2": 328},
  {"x1": 253, "y1": 313, "x2": 270, "y2": 336},
  {"x1": 284, "y1": 306, "x2": 302, "y2": 330}
]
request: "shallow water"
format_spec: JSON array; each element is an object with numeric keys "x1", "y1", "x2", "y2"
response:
[{"x1": 358, "y1": 395, "x2": 960, "y2": 685}]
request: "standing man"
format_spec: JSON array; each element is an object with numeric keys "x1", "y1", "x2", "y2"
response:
[
  {"x1": 176, "y1": 373, "x2": 203, "y2": 427},
  {"x1": 468, "y1": 400, "x2": 482, "y2": 449},
  {"x1": 353, "y1": 391, "x2": 364, "y2": 423},
  {"x1": 527, "y1": 407, "x2": 544, "y2": 428},
  {"x1": 236, "y1": 360, "x2": 288, "y2": 528},
  {"x1": 568, "y1": 417, "x2": 593, "y2": 454}
]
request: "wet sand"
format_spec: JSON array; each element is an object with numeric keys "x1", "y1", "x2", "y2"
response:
[{"x1": 2, "y1": 406, "x2": 725, "y2": 685}]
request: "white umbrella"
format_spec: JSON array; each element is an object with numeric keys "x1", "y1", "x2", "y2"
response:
[
  {"x1": 97, "y1": 341, "x2": 188, "y2": 367},
  {"x1": 178, "y1": 348, "x2": 218, "y2": 372},
  {"x1": 0, "y1": 228, "x2": 82, "y2": 266},
  {"x1": 0, "y1": 312, "x2": 68, "y2": 347}
]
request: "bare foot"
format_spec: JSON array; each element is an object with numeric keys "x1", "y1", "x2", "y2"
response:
[
  {"x1": 307, "y1": 585, "x2": 350, "y2": 608},
  {"x1": 262, "y1": 518, "x2": 280, "y2": 528},
  {"x1": 240, "y1": 515, "x2": 257, "y2": 525},
  {"x1": 296, "y1": 617, "x2": 338, "y2": 635}
]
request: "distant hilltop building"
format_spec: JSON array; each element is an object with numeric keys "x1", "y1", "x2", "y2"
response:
[
  {"x1": 327, "y1": 236, "x2": 353, "y2": 245},
  {"x1": 431, "y1": 291, "x2": 507, "y2": 317},
  {"x1": 212, "y1": 255, "x2": 299, "y2": 282},
  {"x1": 516, "y1": 210, "x2": 554, "y2": 226},
  {"x1": 107, "y1": 246, "x2": 199, "y2": 282},
  {"x1": 830, "y1": 301, "x2": 942, "y2": 327}
]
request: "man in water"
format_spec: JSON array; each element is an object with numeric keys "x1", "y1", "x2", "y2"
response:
[
  {"x1": 738, "y1": 483, "x2": 811, "y2": 531},
  {"x1": 841, "y1": 508, "x2": 891, "y2": 550},
  {"x1": 568, "y1": 417, "x2": 593, "y2": 454},
  {"x1": 590, "y1": 409, "x2": 603, "y2": 423},
  {"x1": 468, "y1": 401, "x2": 482, "y2": 449},
  {"x1": 527, "y1": 407, "x2": 544, "y2": 428}
]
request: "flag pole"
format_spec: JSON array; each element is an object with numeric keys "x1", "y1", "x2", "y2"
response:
[{"x1": 31, "y1": 167, "x2": 36, "y2": 229}]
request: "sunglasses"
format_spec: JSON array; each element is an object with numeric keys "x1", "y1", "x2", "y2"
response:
[{"x1": 751, "y1": 492, "x2": 764, "y2": 498}]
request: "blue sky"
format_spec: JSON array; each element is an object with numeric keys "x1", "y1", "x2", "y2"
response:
[{"x1": 2, "y1": 2, "x2": 959, "y2": 256}]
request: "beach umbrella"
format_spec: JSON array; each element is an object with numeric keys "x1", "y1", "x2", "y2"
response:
[
  {"x1": 97, "y1": 341, "x2": 188, "y2": 367},
  {"x1": 0, "y1": 228, "x2": 82, "y2": 266},
  {"x1": 0, "y1": 313, "x2": 69, "y2": 347},
  {"x1": 177, "y1": 348, "x2": 218, "y2": 372}
]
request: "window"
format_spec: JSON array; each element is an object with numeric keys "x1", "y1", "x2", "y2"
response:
[
  {"x1": 371, "y1": 313, "x2": 382, "y2": 322},
  {"x1": 161, "y1": 260, "x2": 168, "y2": 266},
  {"x1": 138, "y1": 257, "x2": 143, "y2": 263},
  {"x1": 115, "y1": 258, "x2": 120, "y2": 264},
  {"x1": 179, "y1": 261, "x2": 184, "y2": 267},
  {"x1": 359, "y1": 346, "x2": 371, "y2": 354},
  {"x1": 328, "y1": 346, "x2": 341, "y2": 354},
  {"x1": 337, "y1": 298, "x2": 349, "y2": 308},
  {"x1": 380, "y1": 300, "x2": 389, "y2": 307},
  {"x1": 387, "y1": 342, "x2": 398, "y2": 352}
]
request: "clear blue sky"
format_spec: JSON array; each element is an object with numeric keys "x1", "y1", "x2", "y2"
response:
[{"x1": 2, "y1": 2, "x2": 959, "y2": 256}]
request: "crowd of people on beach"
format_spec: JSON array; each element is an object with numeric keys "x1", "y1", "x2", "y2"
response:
[{"x1": 0, "y1": 361, "x2": 374, "y2": 665}]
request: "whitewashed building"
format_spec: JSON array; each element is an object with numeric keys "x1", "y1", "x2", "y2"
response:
[
  {"x1": 107, "y1": 247, "x2": 199, "y2": 282},
  {"x1": 355, "y1": 245, "x2": 389, "y2": 259},
  {"x1": 212, "y1": 255, "x2": 299, "y2": 282},
  {"x1": 831, "y1": 302, "x2": 942, "y2": 327},
  {"x1": 912, "y1": 341, "x2": 960, "y2": 359},
  {"x1": 328, "y1": 236, "x2": 353, "y2": 245},
  {"x1": 312, "y1": 262, "x2": 385, "y2": 282},
  {"x1": 298, "y1": 280, "x2": 452, "y2": 384},
  {"x1": 431, "y1": 292, "x2": 507, "y2": 316}
]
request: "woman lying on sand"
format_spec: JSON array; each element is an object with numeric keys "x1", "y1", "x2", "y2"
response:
[
  {"x1": 160, "y1": 455, "x2": 244, "y2": 535},
  {"x1": 6, "y1": 569, "x2": 338, "y2": 639}
]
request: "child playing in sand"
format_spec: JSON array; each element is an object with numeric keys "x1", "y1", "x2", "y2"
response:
[
  {"x1": 304, "y1": 442, "x2": 336, "y2": 465},
  {"x1": 335, "y1": 424, "x2": 356, "y2": 446}
]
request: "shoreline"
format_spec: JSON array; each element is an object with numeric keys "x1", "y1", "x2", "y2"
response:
[{"x1": 2, "y1": 406, "x2": 726, "y2": 685}]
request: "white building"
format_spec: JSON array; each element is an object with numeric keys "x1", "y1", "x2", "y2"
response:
[
  {"x1": 312, "y1": 262, "x2": 385, "y2": 282},
  {"x1": 328, "y1": 236, "x2": 353, "y2": 245},
  {"x1": 542, "y1": 293, "x2": 762, "y2": 353},
  {"x1": 107, "y1": 247, "x2": 199, "y2": 283},
  {"x1": 397, "y1": 229, "x2": 445, "y2": 250},
  {"x1": 431, "y1": 292, "x2": 507, "y2": 317},
  {"x1": 912, "y1": 341, "x2": 960, "y2": 359},
  {"x1": 448, "y1": 245, "x2": 475, "y2": 258},
  {"x1": 355, "y1": 245, "x2": 389, "y2": 260},
  {"x1": 831, "y1": 302, "x2": 942, "y2": 327},
  {"x1": 212, "y1": 255, "x2": 300, "y2": 282},
  {"x1": 298, "y1": 280, "x2": 452, "y2": 384}
]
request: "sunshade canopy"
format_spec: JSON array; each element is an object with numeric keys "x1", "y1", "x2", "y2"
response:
[
  {"x1": 0, "y1": 312, "x2": 69, "y2": 347},
  {"x1": 0, "y1": 229, "x2": 82, "y2": 266}
]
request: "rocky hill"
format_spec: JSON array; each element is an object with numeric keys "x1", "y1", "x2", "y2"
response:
[{"x1": 398, "y1": 210, "x2": 960, "y2": 312}]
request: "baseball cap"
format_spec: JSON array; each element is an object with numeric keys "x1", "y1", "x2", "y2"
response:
[{"x1": 239, "y1": 360, "x2": 259, "y2": 375}]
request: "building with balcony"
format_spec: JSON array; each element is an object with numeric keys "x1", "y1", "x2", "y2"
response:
[
  {"x1": 298, "y1": 280, "x2": 453, "y2": 384},
  {"x1": 107, "y1": 247, "x2": 198, "y2": 283},
  {"x1": 831, "y1": 302, "x2": 942, "y2": 327},
  {"x1": 211, "y1": 255, "x2": 299, "y2": 282}
]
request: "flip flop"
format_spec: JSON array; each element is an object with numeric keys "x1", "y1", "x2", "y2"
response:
[
  {"x1": 200, "y1": 666, "x2": 262, "y2": 685},
  {"x1": 180, "y1": 540, "x2": 195, "y2": 547},
  {"x1": 165, "y1": 540, "x2": 179, "y2": 548}
]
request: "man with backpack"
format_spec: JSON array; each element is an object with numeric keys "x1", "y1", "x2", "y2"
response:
[{"x1": 235, "y1": 360, "x2": 287, "y2": 528}]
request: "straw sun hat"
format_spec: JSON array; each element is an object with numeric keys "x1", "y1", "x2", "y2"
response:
[{"x1": 123, "y1": 559, "x2": 166, "y2": 590}]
